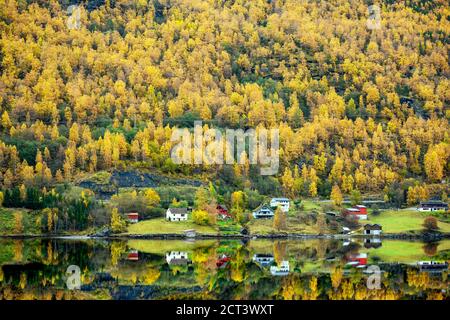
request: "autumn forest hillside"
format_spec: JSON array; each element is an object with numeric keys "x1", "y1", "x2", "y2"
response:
[{"x1": 0, "y1": 0, "x2": 449, "y2": 232}]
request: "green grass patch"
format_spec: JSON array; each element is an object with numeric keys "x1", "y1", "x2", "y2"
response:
[
  {"x1": 127, "y1": 239, "x2": 217, "y2": 255},
  {"x1": 82, "y1": 171, "x2": 111, "y2": 184},
  {"x1": 126, "y1": 217, "x2": 218, "y2": 235},
  {"x1": 62, "y1": 185, "x2": 93, "y2": 200},
  {"x1": 299, "y1": 199, "x2": 322, "y2": 211},
  {"x1": 366, "y1": 209, "x2": 450, "y2": 234},
  {"x1": 155, "y1": 185, "x2": 199, "y2": 207},
  {"x1": 362, "y1": 240, "x2": 450, "y2": 263},
  {"x1": 217, "y1": 220, "x2": 242, "y2": 235},
  {"x1": 247, "y1": 216, "x2": 318, "y2": 235}
]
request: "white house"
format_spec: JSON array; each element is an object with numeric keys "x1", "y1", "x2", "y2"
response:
[
  {"x1": 270, "y1": 261, "x2": 290, "y2": 276},
  {"x1": 252, "y1": 205, "x2": 274, "y2": 219},
  {"x1": 166, "y1": 251, "x2": 190, "y2": 265},
  {"x1": 364, "y1": 238, "x2": 382, "y2": 249},
  {"x1": 166, "y1": 208, "x2": 189, "y2": 221},
  {"x1": 418, "y1": 201, "x2": 448, "y2": 212},
  {"x1": 270, "y1": 198, "x2": 290, "y2": 212},
  {"x1": 364, "y1": 224, "x2": 382, "y2": 236},
  {"x1": 252, "y1": 254, "x2": 275, "y2": 267},
  {"x1": 418, "y1": 261, "x2": 449, "y2": 272}
]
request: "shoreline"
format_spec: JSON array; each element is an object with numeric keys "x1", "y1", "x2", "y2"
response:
[{"x1": 1, "y1": 232, "x2": 449, "y2": 241}]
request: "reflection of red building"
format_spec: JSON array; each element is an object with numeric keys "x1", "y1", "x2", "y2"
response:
[
  {"x1": 346, "y1": 253, "x2": 367, "y2": 267},
  {"x1": 345, "y1": 205, "x2": 367, "y2": 220},
  {"x1": 128, "y1": 250, "x2": 139, "y2": 261},
  {"x1": 216, "y1": 255, "x2": 231, "y2": 268},
  {"x1": 355, "y1": 205, "x2": 367, "y2": 214},
  {"x1": 216, "y1": 205, "x2": 232, "y2": 219}
]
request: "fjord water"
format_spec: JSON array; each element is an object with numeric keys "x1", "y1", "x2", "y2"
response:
[{"x1": 0, "y1": 238, "x2": 448, "y2": 300}]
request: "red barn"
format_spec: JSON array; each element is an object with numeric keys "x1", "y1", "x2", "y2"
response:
[
  {"x1": 345, "y1": 205, "x2": 367, "y2": 220},
  {"x1": 216, "y1": 205, "x2": 232, "y2": 219},
  {"x1": 127, "y1": 250, "x2": 139, "y2": 261},
  {"x1": 127, "y1": 212, "x2": 139, "y2": 223},
  {"x1": 216, "y1": 255, "x2": 231, "y2": 268},
  {"x1": 355, "y1": 205, "x2": 367, "y2": 214},
  {"x1": 346, "y1": 253, "x2": 367, "y2": 267}
]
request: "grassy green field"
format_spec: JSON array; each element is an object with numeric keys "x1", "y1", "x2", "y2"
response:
[
  {"x1": 300, "y1": 200, "x2": 322, "y2": 211},
  {"x1": 366, "y1": 209, "x2": 450, "y2": 234},
  {"x1": 362, "y1": 240, "x2": 450, "y2": 263},
  {"x1": 126, "y1": 217, "x2": 218, "y2": 235},
  {"x1": 217, "y1": 220, "x2": 242, "y2": 235},
  {"x1": 127, "y1": 239, "x2": 217, "y2": 255},
  {"x1": 248, "y1": 216, "x2": 318, "y2": 235}
]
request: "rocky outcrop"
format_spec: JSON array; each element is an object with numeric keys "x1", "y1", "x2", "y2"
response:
[{"x1": 78, "y1": 170, "x2": 204, "y2": 199}]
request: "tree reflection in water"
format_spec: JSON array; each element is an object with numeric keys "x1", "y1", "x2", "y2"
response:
[{"x1": 0, "y1": 239, "x2": 448, "y2": 300}]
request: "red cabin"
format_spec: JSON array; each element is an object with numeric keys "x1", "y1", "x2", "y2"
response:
[
  {"x1": 216, "y1": 205, "x2": 232, "y2": 219},
  {"x1": 355, "y1": 205, "x2": 367, "y2": 214},
  {"x1": 346, "y1": 253, "x2": 367, "y2": 267},
  {"x1": 216, "y1": 255, "x2": 231, "y2": 268},
  {"x1": 127, "y1": 212, "x2": 139, "y2": 223},
  {"x1": 345, "y1": 205, "x2": 367, "y2": 220},
  {"x1": 127, "y1": 250, "x2": 139, "y2": 261}
]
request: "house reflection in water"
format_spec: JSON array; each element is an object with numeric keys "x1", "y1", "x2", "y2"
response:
[
  {"x1": 417, "y1": 261, "x2": 449, "y2": 273},
  {"x1": 252, "y1": 254, "x2": 275, "y2": 268},
  {"x1": 364, "y1": 238, "x2": 382, "y2": 249},
  {"x1": 270, "y1": 261, "x2": 290, "y2": 276},
  {"x1": 127, "y1": 250, "x2": 139, "y2": 261},
  {"x1": 166, "y1": 251, "x2": 190, "y2": 265},
  {"x1": 216, "y1": 254, "x2": 231, "y2": 268},
  {"x1": 346, "y1": 253, "x2": 368, "y2": 268},
  {"x1": 342, "y1": 239, "x2": 351, "y2": 247}
]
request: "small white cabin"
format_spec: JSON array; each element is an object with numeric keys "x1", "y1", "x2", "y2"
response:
[
  {"x1": 166, "y1": 208, "x2": 189, "y2": 221},
  {"x1": 418, "y1": 201, "x2": 448, "y2": 212},
  {"x1": 166, "y1": 251, "x2": 189, "y2": 265},
  {"x1": 252, "y1": 205, "x2": 274, "y2": 219},
  {"x1": 364, "y1": 224, "x2": 382, "y2": 236},
  {"x1": 270, "y1": 198, "x2": 290, "y2": 212},
  {"x1": 270, "y1": 261, "x2": 290, "y2": 276}
]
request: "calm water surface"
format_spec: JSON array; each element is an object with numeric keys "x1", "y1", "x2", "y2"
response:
[{"x1": 0, "y1": 238, "x2": 448, "y2": 300}]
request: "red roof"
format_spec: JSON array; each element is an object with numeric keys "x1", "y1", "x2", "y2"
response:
[
  {"x1": 347, "y1": 253, "x2": 367, "y2": 266},
  {"x1": 127, "y1": 213, "x2": 139, "y2": 218},
  {"x1": 346, "y1": 207, "x2": 367, "y2": 215},
  {"x1": 216, "y1": 256, "x2": 231, "y2": 267},
  {"x1": 216, "y1": 205, "x2": 232, "y2": 217},
  {"x1": 128, "y1": 252, "x2": 139, "y2": 261}
]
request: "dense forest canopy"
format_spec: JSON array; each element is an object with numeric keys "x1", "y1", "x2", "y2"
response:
[{"x1": 0, "y1": 0, "x2": 448, "y2": 203}]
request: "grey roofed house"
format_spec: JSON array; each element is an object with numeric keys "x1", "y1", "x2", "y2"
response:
[
  {"x1": 168, "y1": 208, "x2": 188, "y2": 214},
  {"x1": 252, "y1": 204, "x2": 274, "y2": 218},
  {"x1": 166, "y1": 207, "x2": 190, "y2": 221},
  {"x1": 364, "y1": 224, "x2": 382, "y2": 230},
  {"x1": 253, "y1": 254, "x2": 275, "y2": 267},
  {"x1": 418, "y1": 201, "x2": 448, "y2": 211}
]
